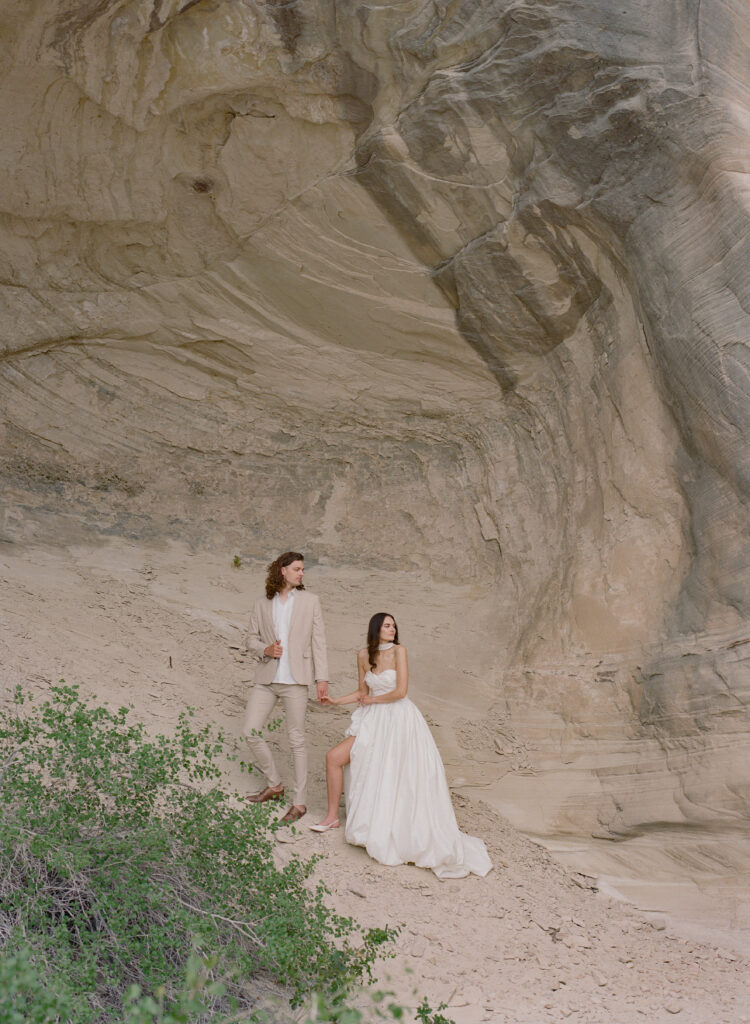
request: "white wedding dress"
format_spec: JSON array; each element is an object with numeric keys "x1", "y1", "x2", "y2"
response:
[{"x1": 344, "y1": 669, "x2": 492, "y2": 879}]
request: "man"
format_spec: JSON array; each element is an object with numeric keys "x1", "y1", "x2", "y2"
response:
[{"x1": 242, "y1": 551, "x2": 329, "y2": 823}]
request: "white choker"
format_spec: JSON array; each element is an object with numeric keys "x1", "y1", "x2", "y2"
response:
[{"x1": 377, "y1": 642, "x2": 394, "y2": 650}]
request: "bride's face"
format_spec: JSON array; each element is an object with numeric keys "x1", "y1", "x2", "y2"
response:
[{"x1": 379, "y1": 617, "x2": 397, "y2": 643}]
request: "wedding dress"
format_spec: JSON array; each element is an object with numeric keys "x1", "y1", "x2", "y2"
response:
[{"x1": 344, "y1": 669, "x2": 492, "y2": 879}]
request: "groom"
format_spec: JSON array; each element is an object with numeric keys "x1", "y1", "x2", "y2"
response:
[{"x1": 242, "y1": 551, "x2": 329, "y2": 823}]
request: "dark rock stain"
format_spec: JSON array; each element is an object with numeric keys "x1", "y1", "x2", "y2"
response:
[{"x1": 263, "y1": 0, "x2": 303, "y2": 55}]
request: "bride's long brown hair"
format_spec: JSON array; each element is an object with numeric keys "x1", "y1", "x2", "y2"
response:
[{"x1": 366, "y1": 612, "x2": 399, "y2": 669}]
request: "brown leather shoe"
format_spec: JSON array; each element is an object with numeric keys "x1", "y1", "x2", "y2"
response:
[
  {"x1": 280, "y1": 805, "x2": 306, "y2": 824},
  {"x1": 245, "y1": 785, "x2": 284, "y2": 804}
]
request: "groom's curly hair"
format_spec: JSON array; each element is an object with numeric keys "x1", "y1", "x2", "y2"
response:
[{"x1": 265, "y1": 551, "x2": 306, "y2": 600}]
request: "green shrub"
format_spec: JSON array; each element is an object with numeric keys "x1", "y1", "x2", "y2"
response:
[{"x1": 0, "y1": 683, "x2": 397, "y2": 1022}]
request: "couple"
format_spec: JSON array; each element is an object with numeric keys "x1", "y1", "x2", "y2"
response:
[{"x1": 242, "y1": 551, "x2": 491, "y2": 879}]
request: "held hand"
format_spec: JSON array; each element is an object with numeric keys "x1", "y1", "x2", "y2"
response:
[
  {"x1": 264, "y1": 641, "x2": 283, "y2": 659},
  {"x1": 359, "y1": 694, "x2": 375, "y2": 705},
  {"x1": 316, "y1": 680, "x2": 329, "y2": 704}
]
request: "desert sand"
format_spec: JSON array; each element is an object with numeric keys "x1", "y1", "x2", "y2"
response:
[{"x1": 2, "y1": 541, "x2": 748, "y2": 1023}]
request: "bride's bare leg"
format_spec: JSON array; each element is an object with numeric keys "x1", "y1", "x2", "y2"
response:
[{"x1": 319, "y1": 736, "x2": 355, "y2": 824}]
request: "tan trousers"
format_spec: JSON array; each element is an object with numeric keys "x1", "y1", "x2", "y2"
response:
[{"x1": 243, "y1": 682, "x2": 309, "y2": 806}]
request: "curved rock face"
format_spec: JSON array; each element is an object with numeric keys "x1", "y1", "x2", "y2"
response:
[{"x1": 1, "y1": 1, "x2": 749, "y2": 838}]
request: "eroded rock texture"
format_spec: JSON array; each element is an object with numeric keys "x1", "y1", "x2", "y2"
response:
[{"x1": 1, "y1": 1, "x2": 749, "y2": 837}]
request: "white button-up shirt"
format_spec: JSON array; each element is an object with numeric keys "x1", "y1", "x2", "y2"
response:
[{"x1": 272, "y1": 590, "x2": 298, "y2": 685}]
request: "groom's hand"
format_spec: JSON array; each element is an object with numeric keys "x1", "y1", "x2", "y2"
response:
[
  {"x1": 316, "y1": 680, "x2": 329, "y2": 703},
  {"x1": 264, "y1": 641, "x2": 283, "y2": 658}
]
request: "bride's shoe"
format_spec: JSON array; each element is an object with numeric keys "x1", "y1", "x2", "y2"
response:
[{"x1": 309, "y1": 820, "x2": 339, "y2": 832}]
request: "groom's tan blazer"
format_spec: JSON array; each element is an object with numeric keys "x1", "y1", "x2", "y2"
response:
[{"x1": 243, "y1": 589, "x2": 328, "y2": 688}]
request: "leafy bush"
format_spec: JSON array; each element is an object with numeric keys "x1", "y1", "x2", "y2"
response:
[{"x1": 0, "y1": 683, "x2": 398, "y2": 1022}]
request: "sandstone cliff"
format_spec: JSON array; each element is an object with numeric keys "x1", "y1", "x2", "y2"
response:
[{"x1": 2, "y1": 1, "x2": 749, "y2": 856}]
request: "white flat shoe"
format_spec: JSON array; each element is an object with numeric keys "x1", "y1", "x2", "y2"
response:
[{"x1": 309, "y1": 820, "x2": 339, "y2": 832}]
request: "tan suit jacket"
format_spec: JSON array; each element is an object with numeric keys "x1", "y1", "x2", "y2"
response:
[{"x1": 243, "y1": 590, "x2": 328, "y2": 688}]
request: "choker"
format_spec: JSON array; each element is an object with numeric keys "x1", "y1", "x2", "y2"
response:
[{"x1": 377, "y1": 642, "x2": 394, "y2": 650}]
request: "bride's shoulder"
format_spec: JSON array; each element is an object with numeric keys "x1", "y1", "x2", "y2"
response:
[{"x1": 356, "y1": 647, "x2": 368, "y2": 661}]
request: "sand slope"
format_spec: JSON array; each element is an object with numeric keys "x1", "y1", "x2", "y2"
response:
[{"x1": 1, "y1": 538, "x2": 748, "y2": 1023}]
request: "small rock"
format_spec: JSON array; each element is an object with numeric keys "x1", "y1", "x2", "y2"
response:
[
  {"x1": 570, "y1": 872, "x2": 598, "y2": 891},
  {"x1": 665, "y1": 1005, "x2": 682, "y2": 1015},
  {"x1": 649, "y1": 915, "x2": 667, "y2": 931}
]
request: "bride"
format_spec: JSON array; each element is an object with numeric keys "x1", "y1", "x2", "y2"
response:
[{"x1": 312, "y1": 612, "x2": 492, "y2": 879}]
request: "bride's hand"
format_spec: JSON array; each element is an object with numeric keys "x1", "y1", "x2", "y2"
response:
[{"x1": 359, "y1": 694, "x2": 374, "y2": 705}]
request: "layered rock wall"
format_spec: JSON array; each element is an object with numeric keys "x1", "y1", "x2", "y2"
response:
[{"x1": 1, "y1": 0, "x2": 749, "y2": 836}]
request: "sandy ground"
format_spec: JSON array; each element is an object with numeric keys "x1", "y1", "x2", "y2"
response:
[{"x1": 1, "y1": 536, "x2": 749, "y2": 1023}]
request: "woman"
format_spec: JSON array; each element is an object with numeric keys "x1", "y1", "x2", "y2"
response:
[{"x1": 312, "y1": 613, "x2": 492, "y2": 879}]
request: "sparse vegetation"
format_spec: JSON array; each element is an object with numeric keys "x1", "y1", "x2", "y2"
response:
[
  {"x1": 0, "y1": 683, "x2": 400, "y2": 1022},
  {"x1": 414, "y1": 998, "x2": 455, "y2": 1024}
]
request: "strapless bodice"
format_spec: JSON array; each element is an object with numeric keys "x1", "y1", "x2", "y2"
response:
[{"x1": 364, "y1": 668, "x2": 397, "y2": 696}]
